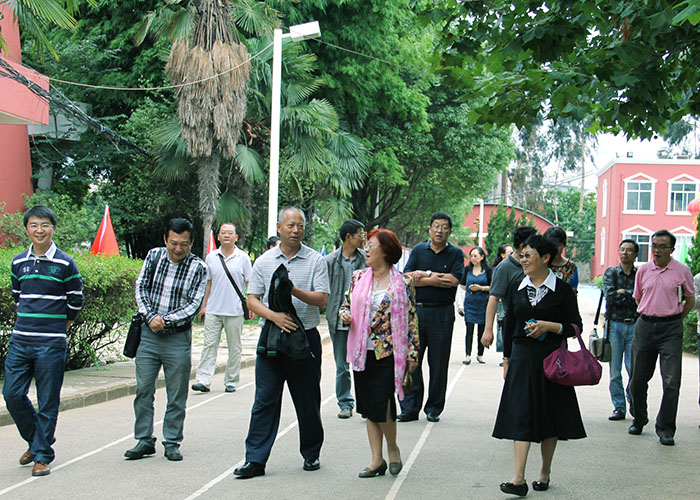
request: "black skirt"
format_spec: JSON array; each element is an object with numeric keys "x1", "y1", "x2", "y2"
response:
[
  {"x1": 353, "y1": 353, "x2": 397, "y2": 423},
  {"x1": 492, "y1": 338, "x2": 586, "y2": 442}
]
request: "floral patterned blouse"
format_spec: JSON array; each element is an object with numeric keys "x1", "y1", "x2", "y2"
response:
[{"x1": 339, "y1": 270, "x2": 419, "y2": 362}]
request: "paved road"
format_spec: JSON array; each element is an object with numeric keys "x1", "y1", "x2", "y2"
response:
[{"x1": 1, "y1": 286, "x2": 699, "y2": 499}]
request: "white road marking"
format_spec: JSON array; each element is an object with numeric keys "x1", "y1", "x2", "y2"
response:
[
  {"x1": 384, "y1": 365, "x2": 466, "y2": 500},
  {"x1": 183, "y1": 394, "x2": 336, "y2": 500},
  {"x1": 0, "y1": 381, "x2": 255, "y2": 496}
]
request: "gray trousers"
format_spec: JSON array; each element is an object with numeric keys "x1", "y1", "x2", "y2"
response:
[
  {"x1": 329, "y1": 327, "x2": 353, "y2": 410},
  {"x1": 629, "y1": 317, "x2": 683, "y2": 437},
  {"x1": 133, "y1": 324, "x2": 191, "y2": 446}
]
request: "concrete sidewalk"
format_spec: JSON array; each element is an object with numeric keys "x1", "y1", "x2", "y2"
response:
[{"x1": 0, "y1": 319, "x2": 331, "y2": 427}]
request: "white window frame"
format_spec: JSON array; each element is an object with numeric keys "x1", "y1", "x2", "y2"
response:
[
  {"x1": 666, "y1": 174, "x2": 699, "y2": 215},
  {"x1": 599, "y1": 227, "x2": 606, "y2": 266},
  {"x1": 602, "y1": 179, "x2": 608, "y2": 218},
  {"x1": 621, "y1": 225, "x2": 654, "y2": 264},
  {"x1": 622, "y1": 173, "x2": 657, "y2": 214},
  {"x1": 669, "y1": 226, "x2": 696, "y2": 263}
]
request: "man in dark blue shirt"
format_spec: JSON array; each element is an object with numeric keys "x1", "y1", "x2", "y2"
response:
[{"x1": 398, "y1": 212, "x2": 464, "y2": 422}]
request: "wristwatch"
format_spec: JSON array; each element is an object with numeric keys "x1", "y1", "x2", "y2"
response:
[{"x1": 425, "y1": 270, "x2": 432, "y2": 277}]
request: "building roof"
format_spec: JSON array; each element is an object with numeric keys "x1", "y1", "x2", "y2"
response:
[{"x1": 597, "y1": 158, "x2": 700, "y2": 178}]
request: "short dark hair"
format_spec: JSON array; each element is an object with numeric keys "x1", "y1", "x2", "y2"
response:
[
  {"x1": 339, "y1": 219, "x2": 364, "y2": 242},
  {"x1": 267, "y1": 235, "x2": 280, "y2": 248},
  {"x1": 367, "y1": 228, "x2": 403, "y2": 265},
  {"x1": 652, "y1": 229, "x2": 676, "y2": 248},
  {"x1": 524, "y1": 234, "x2": 557, "y2": 266},
  {"x1": 513, "y1": 226, "x2": 537, "y2": 249},
  {"x1": 492, "y1": 244, "x2": 513, "y2": 267},
  {"x1": 544, "y1": 226, "x2": 567, "y2": 247},
  {"x1": 619, "y1": 239, "x2": 639, "y2": 254},
  {"x1": 165, "y1": 218, "x2": 194, "y2": 240},
  {"x1": 23, "y1": 206, "x2": 57, "y2": 227},
  {"x1": 218, "y1": 222, "x2": 236, "y2": 235},
  {"x1": 430, "y1": 212, "x2": 453, "y2": 230}
]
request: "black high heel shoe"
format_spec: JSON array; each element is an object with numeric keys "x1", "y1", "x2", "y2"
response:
[
  {"x1": 532, "y1": 478, "x2": 550, "y2": 491},
  {"x1": 358, "y1": 460, "x2": 387, "y2": 478},
  {"x1": 499, "y1": 481, "x2": 528, "y2": 497}
]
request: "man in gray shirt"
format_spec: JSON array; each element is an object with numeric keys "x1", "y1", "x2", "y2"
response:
[
  {"x1": 325, "y1": 219, "x2": 366, "y2": 419},
  {"x1": 234, "y1": 207, "x2": 329, "y2": 479}
]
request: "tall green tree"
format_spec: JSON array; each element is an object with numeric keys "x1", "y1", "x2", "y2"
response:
[{"x1": 426, "y1": 0, "x2": 700, "y2": 139}]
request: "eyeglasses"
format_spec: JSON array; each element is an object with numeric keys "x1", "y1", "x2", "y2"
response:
[
  {"x1": 364, "y1": 243, "x2": 379, "y2": 251},
  {"x1": 219, "y1": 231, "x2": 236, "y2": 236},
  {"x1": 430, "y1": 224, "x2": 450, "y2": 232},
  {"x1": 619, "y1": 248, "x2": 637, "y2": 254},
  {"x1": 651, "y1": 244, "x2": 671, "y2": 250},
  {"x1": 28, "y1": 223, "x2": 53, "y2": 230},
  {"x1": 520, "y1": 253, "x2": 538, "y2": 259}
]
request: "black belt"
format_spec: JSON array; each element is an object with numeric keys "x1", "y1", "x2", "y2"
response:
[
  {"x1": 416, "y1": 302, "x2": 452, "y2": 308},
  {"x1": 162, "y1": 323, "x2": 192, "y2": 334},
  {"x1": 640, "y1": 314, "x2": 682, "y2": 323},
  {"x1": 611, "y1": 318, "x2": 637, "y2": 324}
]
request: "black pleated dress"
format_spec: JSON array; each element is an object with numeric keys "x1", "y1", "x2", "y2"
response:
[{"x1": 492, "y1": 277, "x2": 586, "y2": 442}]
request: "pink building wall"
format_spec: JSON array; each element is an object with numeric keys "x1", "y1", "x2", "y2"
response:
[
  {"x1": 592, "y1": 159, "x2": 700, "y2": 277},
  {"x1": 0, "y1": 4, "x2": 50, "y2": 214}
]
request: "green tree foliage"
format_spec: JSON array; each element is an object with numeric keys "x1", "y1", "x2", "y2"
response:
[
  {"x1": 484, "y1": 203, "x2": 532, "y2": 259},
  {"x1": 542, "y1": 189, "x2": 597, "y2": 263},
  {"x1": 426, "y1": 0, "x2": 700, "y2": 139},
  {"x1": 686, "y1": 213, "x2": 700, "y2": 275}
]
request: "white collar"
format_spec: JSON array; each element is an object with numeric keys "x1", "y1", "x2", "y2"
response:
[
  {"x1": 29, "y1": 242, "x2": 57, "y2": 259},
  {"x1": 518, "y1": 269, "x2": 557, "y2": 291},
  {"x1": 214, "y1": 246, "x2": 239, "y2": 259}
]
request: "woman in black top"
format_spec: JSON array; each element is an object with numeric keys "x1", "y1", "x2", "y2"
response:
[{"x1": 492, "y1": 235, "x2": 585, "y2": 497}]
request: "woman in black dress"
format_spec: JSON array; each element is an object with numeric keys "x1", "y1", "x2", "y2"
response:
[{"x1": 493, "y1": 234, "x2": 585, "y2": 497}]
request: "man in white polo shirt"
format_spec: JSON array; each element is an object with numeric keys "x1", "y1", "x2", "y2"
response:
[{"x1": 192, "y1": 222, "x2": 252, "y2": 393}]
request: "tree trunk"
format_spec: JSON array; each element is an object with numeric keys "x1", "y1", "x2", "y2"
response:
[{"x1": 197, "y1": 152, "x2": 221, "y2": 255}]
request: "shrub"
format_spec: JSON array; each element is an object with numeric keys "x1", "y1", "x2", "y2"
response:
[
  {"x1": 0, "y1": 248, "x2": 143, "y2": 374},
  {"x1": 683, "y1": 309, "x2": 698, "y2": 354}
]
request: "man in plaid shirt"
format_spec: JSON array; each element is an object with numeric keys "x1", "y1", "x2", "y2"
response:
[{"x1": 124, "y1": 218, "x2": 207, "y2": 462}]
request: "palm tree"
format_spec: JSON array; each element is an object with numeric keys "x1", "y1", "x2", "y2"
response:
[
  {"x1": 0, "y1": 0, "x2": 97, "y2": 60},
  {"x1": 135, "y1": 0, "x2": 279, "y2": 251}
]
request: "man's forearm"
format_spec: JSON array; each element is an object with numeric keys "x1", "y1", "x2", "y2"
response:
[
  {"x1": 484, "y1": 295, "x2": 500, "y2": 331},
  {"x1": 682, "y1": 295, "x2": 696, "y2": 318},
  {"x1": 291, "y1": 287, "x2": 328, "y2": 307}
]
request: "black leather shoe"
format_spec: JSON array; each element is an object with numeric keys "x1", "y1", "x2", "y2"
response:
[
  {"x1": 234, "y1": 461, "x2": 265, "y2": 478},
  {"x1": 500, "y1": 481, "x2": 528, "y2": 496},
  {"x1": 303, "y1": 458, "x2": 320, "y2": 471},
  {"x1": 628, "y1": 423, "x2": 644, "y2": 435},
  {"x1": 359, "y1": 460, "x2": 387, "y2": 478},
  {"x1": 426, "y1": 413, "x2": 440, "y2": 423},
  {"x1": 164, "y1": 446, "x2": 183, "y2": 461},
  {"x1": 609, "y1": 410, "x2": 625, "y2": 421},
  {"x1": 124, "y1": 440, "x2": 156, "y2": 460},
  {"x1": 191, "y1": 383, "x2": 210, "y2": 393},
  {"x1": 532, "y1": 479, "x2": 550, "y2": 491},
  {"x1": 659, "y1": 435, "x2": 675, "y2": 446},
  {"x1": 397, "y1": 412, "x2": 418, "y2": 422}
]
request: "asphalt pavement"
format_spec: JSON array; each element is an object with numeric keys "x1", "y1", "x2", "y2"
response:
[{"x1": 1, "y1": 284, "x2": 699, "y2": 499}]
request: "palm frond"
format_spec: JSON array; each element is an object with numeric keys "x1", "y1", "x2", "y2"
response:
[
  {"x1": 168, "y1": 7, "x2": 195, "y2": 41},
  {"x1": 234, "y1": 144, "x2": 264, "y2": 184},
  {"x1": 133, "y1": 11, "x2": 156, "y2": 46},
  {"x1": 215, "y1": 191, "x2": 251, "y2": 228},
  {"x1": 285, "y1": 78, "x2": 323, "y2": 106},
  {"x1": 316, "y1": 197, "x2": 355, "y2": 227},
  {"x1": 16, "y1": 0, "x2": 77, "y2": 29},
  {"x1": 231, "y1": 0, "x2": 280, "y2": 37}
]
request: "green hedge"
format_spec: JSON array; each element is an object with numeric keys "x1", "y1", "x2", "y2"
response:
[{"x1": 0, "y1": 248, "x2": 143, "y2": 374}]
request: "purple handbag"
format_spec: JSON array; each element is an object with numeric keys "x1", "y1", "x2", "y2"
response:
[{"x1": 543, "y1": 327, "x2": 602, "y2": 386}]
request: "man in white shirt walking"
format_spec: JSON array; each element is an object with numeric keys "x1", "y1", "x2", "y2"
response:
[{"x1": 192, "y1": 223, "x2": 252, "y2": 393}]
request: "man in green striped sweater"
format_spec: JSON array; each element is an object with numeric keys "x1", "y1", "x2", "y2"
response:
[{"x1": 3, "y1": 206, "x2": 84, "y2": 477}]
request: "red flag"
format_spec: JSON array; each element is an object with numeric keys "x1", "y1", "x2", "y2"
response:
[
  {"x1": 90, "y1": 205, "x2": 120, "y2": 256},
  {"x1": 207, "y1": 230, "x2": 217, "y2": 255}
]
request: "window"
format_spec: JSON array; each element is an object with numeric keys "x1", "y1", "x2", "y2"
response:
[
  {"x1": 602, "y1": 180, "x2": 608, "y2": 218},
  {"x1": 599, "y1": 228, "x2": 606, "y2": 266},
  {"x1": 625, "y1": 182, "x2": 653, "y2": 211},
  {"x1": 671, "y1": 233, "x2": 693, "y2": 264},
  {"x1": 669, "y1": 182, "x2": 697, "y2": 213},
  {"x1": 623, "y1": 233, "x2": 650, "y2": 263}
]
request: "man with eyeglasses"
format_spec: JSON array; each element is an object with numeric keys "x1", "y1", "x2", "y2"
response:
[
  {"x1": 603, "y1": 239, "x2": 640, "y2": 422},
  {"x1": 192, "y1": 223, "x2": 252, "y2": 394},
  {"x1": 324, "y1": 219, "x2": 366, "y2": 419},
  {"x1": 3, "y1": 206, "x2": 83, "y2": 477},
  {"x1": 125, "y1": 218, "x2": 207, "y2": 462},
  {"x1": 397, "y1": 212, "x2": 465, "y2": 423},
  {"x1": 629, "y1": 229, "x2": 694, "y2": 446}
]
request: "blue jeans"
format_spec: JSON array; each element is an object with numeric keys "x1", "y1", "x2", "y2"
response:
[
  {"x1": 2, "y1": 341, "x2": 66, "y2": 464},
  {"x1": 608, "y1": 320, "x2": 634, "y2": 414},
  {"x1": 329, "y1": 327, "x2": 353, "y2": 410}
]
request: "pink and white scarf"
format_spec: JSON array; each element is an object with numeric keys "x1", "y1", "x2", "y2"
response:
[{"x1": 346, "y1": 266, "x2": 410, "y2": 400}]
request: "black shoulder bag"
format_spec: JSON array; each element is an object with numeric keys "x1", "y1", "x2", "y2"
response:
[
  {"x1": 588, "y1": 290, "x2": 612, "y2": 362},
  {"x1": 218, "y1": 253, "x2": 250, "y2": 319},
  {"x1": 123, "y1": 252, "x2": 158, "y2": 358}
]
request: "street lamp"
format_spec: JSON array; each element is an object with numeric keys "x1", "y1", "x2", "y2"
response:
[{"x1": 267, "y1": 21, "x2": 321, "y2": 238}]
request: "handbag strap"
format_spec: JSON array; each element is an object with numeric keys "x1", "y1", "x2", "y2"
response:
[
  {"x1": 593, "y1": 290, "x2": 604, "y2": 326},
  {"x1": 218, "y1": 252, "x2": 247, "y2": 305}
]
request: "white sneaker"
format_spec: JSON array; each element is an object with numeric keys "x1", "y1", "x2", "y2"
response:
[{"x1": 338, "y1": 408, "x2": 353, "y2": 419}]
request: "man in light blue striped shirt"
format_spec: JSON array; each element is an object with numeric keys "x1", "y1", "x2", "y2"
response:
[{"x1": 3, "y1": 206, "x2": 83, "y2": 477}]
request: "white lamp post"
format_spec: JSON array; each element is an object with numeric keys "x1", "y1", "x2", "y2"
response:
[{"x1": 267, "y1": 21, "x2": 321, "y2": 238}]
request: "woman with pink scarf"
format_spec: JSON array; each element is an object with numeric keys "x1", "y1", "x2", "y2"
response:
[{"x1": 339, "y1": 229, "x2": 419, "y2": 478}]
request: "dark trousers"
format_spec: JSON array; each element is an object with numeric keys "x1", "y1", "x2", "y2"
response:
[
  {"x1": 2, "y1": 342, "x2": 66, "y2": 464},
  {"x1": 465, "y1": 322, "x2": 485, "y2": 357},
  {"x1": 244, "y1": 328, "x2": 323, "y2": 465},
  {"x1": 399, "y1": 305, "x2": 454, "y2": 417},
  {"x1": 629, "y1": 317, "x2": 683, "y2": 437}
]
